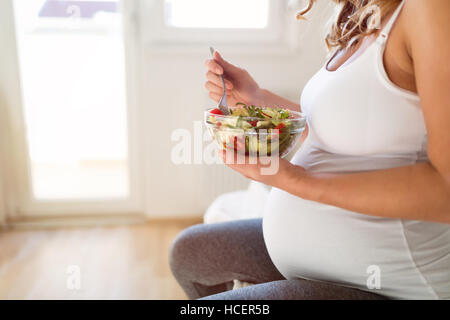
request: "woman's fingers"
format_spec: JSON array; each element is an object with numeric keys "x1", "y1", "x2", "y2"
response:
[
  {"x1": 205, "y1": 59, "x2": 224, "y2": 75},
  {"x1": 205, "y1": 81, "x2": 234, "y2": 95},
  {"x1": 208, "y1": 92, "x2": 221, "y2": 102},
  {"x1": 214, "y1": 51, "x2": 241, "y2": 75},
  {"x1": 205, "y1": 81, "x2": 224, "y2": 95},
  {"x1": 208, "y1": 92, "x2": 232, "y2": 103},
  {"x1": 206, "y1": 71, "x2": 233, "y2": 89},
  {"x1": 205, "y1": 52, "x2": 236, "y2": 104},
  {"x1": 213, "y1": 52, "x2": 233, "y2": 70}
]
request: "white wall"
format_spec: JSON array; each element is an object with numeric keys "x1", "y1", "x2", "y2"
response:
[{"x1": 140, "y1": 1, "x2": 333, "y2": 217}]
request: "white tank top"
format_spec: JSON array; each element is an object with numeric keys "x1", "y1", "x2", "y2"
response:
[{"x1": 262, "y1": 1, "x2": 450, "y2": 299}]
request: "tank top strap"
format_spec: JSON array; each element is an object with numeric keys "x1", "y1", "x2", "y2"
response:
[{"x1": 377, "y1": 1, "x2": 405, "y2": 45}]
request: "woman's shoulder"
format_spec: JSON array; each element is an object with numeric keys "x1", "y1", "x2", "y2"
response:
[
  {"x1": 401, "y1": 0, "x2": 450, "y2": 39},
  {"x1": 394, "y1": 0, "x2": 450, "y2": 66}
]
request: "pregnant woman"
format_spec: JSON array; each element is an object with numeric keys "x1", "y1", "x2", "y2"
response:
[{"x1": 170, "y1": 0, "x2": 450, "y2": 299}]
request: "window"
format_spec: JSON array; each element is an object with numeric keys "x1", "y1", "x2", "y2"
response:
[
  {"x1": 12, "y1": 0, "x2": 139, "y2": 209},
  {"x1": 143, "y1": 0, "x2": 288, "y2": 46},
  {"x1": 164, "y1": 0, "x2": 270, "y2": 29}
]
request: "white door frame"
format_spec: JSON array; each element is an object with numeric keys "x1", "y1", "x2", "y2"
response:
[{"x1": 0, "y1": 0, "x2": 27, "y2": 222}]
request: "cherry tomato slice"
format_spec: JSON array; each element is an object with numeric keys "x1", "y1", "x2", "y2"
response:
[
  {"x1": 210, "y1": 108, "x2": 224, "y2": 115},
  {"x1": 275, "y1": 123, "x2": 286, "y2": 132}
]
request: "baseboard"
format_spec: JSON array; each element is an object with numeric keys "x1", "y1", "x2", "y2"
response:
[
  {"x1": 3, "y1": 213, "x2": 203, "y2": 231},
  {"x1": 4, "y1": 213, "x2": 147, "y2": 230}
]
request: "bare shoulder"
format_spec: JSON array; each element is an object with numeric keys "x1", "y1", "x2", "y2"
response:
[
  {"x1": 401, "y1": 0, "x2": 450, "y2": 45},
  {"x1": 385, "y1": 0, "x2": 450, "y2": 96}
]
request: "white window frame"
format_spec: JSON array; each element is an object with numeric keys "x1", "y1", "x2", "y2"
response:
[
  {"x1": 1, "y1": 0, "x2": 144, "y2": 217},
  {"x1": 141, "y1": 0, "x2": 292, "y2": 48}
]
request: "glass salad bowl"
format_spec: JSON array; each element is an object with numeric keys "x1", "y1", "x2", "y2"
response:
[{"x1": 204, "y1": 104, "x2": 306, "y2": 158}]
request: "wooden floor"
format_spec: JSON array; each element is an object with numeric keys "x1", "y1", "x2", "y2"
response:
[{"x1": 0, "y1": 219, "x2": 201, "y2": 300}]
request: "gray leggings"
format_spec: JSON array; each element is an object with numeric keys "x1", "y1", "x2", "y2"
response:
[{"x1": 169, "y1": 218, "x2": 386, "y2": 300}]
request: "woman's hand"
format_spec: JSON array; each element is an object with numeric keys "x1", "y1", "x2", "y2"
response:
[
  {"x1": 219, "y1": 150, "x2": 308, "y2": 190},
  {"x1": 205, "y1": 51, "x2": 262, "y2": 107}
]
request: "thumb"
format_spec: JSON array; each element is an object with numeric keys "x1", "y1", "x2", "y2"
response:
[{"x1": 214, "y1": 51, "x2": 239, "y2": 74}]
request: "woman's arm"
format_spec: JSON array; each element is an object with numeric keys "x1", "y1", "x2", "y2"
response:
[
  {"x1": 205, "y1": 52, "x2": 300, "y2": 112},
  {"x1": 224, "y1": 156, "x2": 450, "y2": 224},
  {"x1": 284, "y1": 163, "x2": 450, "y2": 224},
  {"x1": 223, "y1": 0, "x2": 450, "y2": 224},
  {"x1": 255, "y1": 89, "x2": 301, "y2": 112}
]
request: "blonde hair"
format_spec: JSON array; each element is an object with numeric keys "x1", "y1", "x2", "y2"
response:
[{"x1": 297, "y1": 0, "x2": 402, "y2": 51}]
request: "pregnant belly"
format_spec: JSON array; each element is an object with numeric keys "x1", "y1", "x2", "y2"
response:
[
  {"x1": 261, "y1": 188, "x2": 423, "y2": 294},
  {"x1": 262, "y1": 140, "x2": 448, "y2": 299}
]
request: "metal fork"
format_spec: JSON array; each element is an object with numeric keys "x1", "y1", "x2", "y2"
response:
[{"x1": 209, "y1": 46, "x2": 230, "y2": 115}]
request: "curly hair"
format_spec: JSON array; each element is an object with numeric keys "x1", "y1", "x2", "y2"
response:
[{"x1": 297, "y1": 0, "x2": 402, "y2": 51}]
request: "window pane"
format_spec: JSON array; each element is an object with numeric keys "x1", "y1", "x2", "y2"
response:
[
  {"x1": 165, "y1": 0, "x2": 270, "y2": 29},
  {"x1": 14, "y1": 0, "x2": 130, "y2": 200}
]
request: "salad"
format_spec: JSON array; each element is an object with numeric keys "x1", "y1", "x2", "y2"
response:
[{"x1": 205, "y1": 103, "x2": 306, "y2": 157}]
